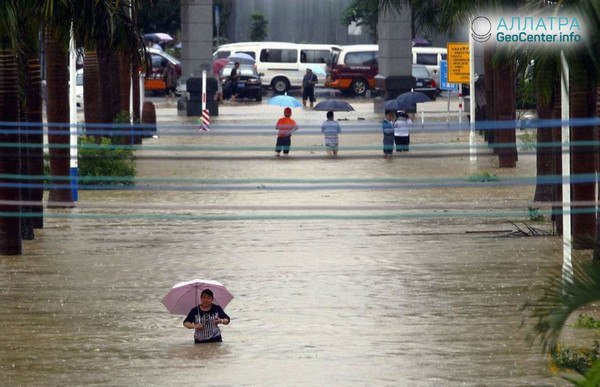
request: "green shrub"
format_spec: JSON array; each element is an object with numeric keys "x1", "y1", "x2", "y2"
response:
[
  {"x1": 518, "y1": 129, "x2": 537, "y2": 151},
  {"x1": 467, "y1": 172, "x2": 500, "y2": 182},
  {"x1": 78, "y1": 136, "x2": 136, "y2": 185},
  {"x1": 574, "y1": 315, "x2": 600, "y2": 330},
  {"x1": 528, "y1": 207, "x2": 545, "y2": 222},
  {"x1": 551, "y1": 340, "x2": 600, "y2": 374}
]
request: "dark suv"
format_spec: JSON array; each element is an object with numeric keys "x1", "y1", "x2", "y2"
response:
[
  {"x1": 412, "y1": 64, "x2": 437, "y2": 100},
  {"x1": 221, "y1": 64, "x2": 263, "y2": 101}
]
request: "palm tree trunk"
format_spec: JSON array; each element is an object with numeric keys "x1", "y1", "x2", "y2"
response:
[
  {"x1": 119, "y1": 51, "x2": 131, "y2": 114},
  {"x1": 119, "y1": 50, "x2": 134, "y2": 145},
  {"x1": 492, "y1": 60, "x2": 517, "y2": 168},
  {"x1": 569, "y1": 55, "x2": 597, "y2": 249},
  {"x1": 23, "y1": 55, "x2": 44, "y2": 229},
  {"x1": 83, "y1": 49, "x2": 103, "y2": 142},
  {"x1": 97, "y1": 46, "x2": 122, "y2": 143},
  {"x1": 0, "y1": 44, "x2": 22, "y2": 255},
  {"x1": 45, "y1": 28, "x2": 73, "y2": 207},
  {"x1": 534, "y1": 73, "x2": 560, "y2": 203}
]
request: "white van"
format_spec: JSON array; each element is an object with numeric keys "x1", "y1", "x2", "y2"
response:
[
  {"x1": 412, "y1": 47, "x2": 447, "y2": 90},
  {"x1": 213, "y1": 42, "x2": 340, "y2": 93}
]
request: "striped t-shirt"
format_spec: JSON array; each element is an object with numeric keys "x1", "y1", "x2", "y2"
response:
[{"x1": 321, "y1": 120, "x2": 341, "y2": 147}]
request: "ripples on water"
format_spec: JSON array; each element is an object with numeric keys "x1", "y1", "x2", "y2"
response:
[{"x1": 0, "y1": 114, "x2": 569, "y2": 386}]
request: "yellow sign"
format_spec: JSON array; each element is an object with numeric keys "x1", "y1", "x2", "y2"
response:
[{"x1": 447, "y1": 43, "x2": 470, "y2": 83}]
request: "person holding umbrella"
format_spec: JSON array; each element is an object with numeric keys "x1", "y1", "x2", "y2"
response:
[
  {"x1": 229, "y1": 62, "x2": 240, "y2": 102},
  {"x1": 321, "y1": 111, "x2": 341, "y2": 157},
  {"x1": 183, "y1": 289, "x2": 231, "y2": 344},
  {"x1": 394, "y1": 109, "x2": 412, "y2": 152},
  {"x1": 162, "y1": 279, "x2": 233, "y2": 344}
]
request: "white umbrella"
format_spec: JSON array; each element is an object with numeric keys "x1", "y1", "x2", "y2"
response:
[
  {"x1": 162, "y1": 279, "x2": 234, "y2": 315},
  {"x1": 154, "y1": 32, "x2": 173, "y2": 41},
  {"x1": 228, "y1": 53, "x2": 255, "y2": 64}
]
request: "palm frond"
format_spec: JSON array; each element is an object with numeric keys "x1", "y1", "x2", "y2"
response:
[{"x1": 525, "y1": 253, "x2": 600, "y2": 353}]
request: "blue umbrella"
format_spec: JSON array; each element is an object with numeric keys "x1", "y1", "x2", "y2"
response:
[
  {"x1": 302, "y1": 65, "x2": 327, "y2": 77},
  {"x1": 313, "y1": 99, "x2": 354, "y2": 112},
  {"x1": 267, "y1": 94, "x2": 302, "y2": 108},
  {"x1": 396, "y1": 91, "x2": 431, "y2": 106}
]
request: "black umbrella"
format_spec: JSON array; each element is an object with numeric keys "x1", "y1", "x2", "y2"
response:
[
  {"x1": 412, "y1": 37, "x2": 431, "y2": 47},
  {"x1": 313, "y1": 99, "x2": 355, "y2": 112},
  {"x1": 380, "y1": 99, "x2": 415, "y2": 112},
  {"x1": 396, "y1": 91, "x2": 431, "y2": 106}
]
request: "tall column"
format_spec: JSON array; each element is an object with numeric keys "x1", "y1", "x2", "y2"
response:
[
  {"x1": 181, "y1": 0, "x2": 213, "y2": 78},
  {"x1": 374, "y1": 4, "x2": 414, "y2": 109}
]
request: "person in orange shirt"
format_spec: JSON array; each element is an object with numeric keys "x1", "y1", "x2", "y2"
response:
[{"x1": 275, "y1": 107, "x2": 299, "y2": 156}]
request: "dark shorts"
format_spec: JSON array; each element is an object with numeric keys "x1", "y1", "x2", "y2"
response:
[
  {"x1": 302, "y1": 87, "x2": 315, "y2": 102},
  {"x1": 383, "y1": 135, "x2": 394, "y2": 154},
  {"x1": 275, "y1": 136, "x2": 292, "y2": 154},
  {"x1": 394, "y1": 135, "x2": 410, "y2": 151},
  {"x1": 195, "y1": 335, "x2": 223, "y2": 344},
  {"x1": 166, "y1": 86, "x2": 177, "y2": 94}
]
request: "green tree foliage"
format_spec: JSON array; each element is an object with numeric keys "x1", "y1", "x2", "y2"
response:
[
  {"x1": 339, "y1": 0, "x2": 379, "y2": 40},
  {"x1": 249, "y1": 12, "x2": 268, "y2": 41},
  {"x1": 137, "y1": 0, "x2": 180, "y2": 35}
]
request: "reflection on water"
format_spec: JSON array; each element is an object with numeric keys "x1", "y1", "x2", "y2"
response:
[{"x1": 0, "y1": 111, "x2": 569, "y2": 386}]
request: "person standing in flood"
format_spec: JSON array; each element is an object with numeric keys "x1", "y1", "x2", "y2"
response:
[
  {"x1": 382, "y1": 109, "x2": 395, "y2": 158},
  {"x1": 183, "y1": 289, "x2": 230, "y2": 344},
  {"x1": 229, "y1": 62, "x2": 240, "y2": 102},
  {"x1": 162, "y1": 61, "x2": 179, "y2": 104},
  {"x1": 394, "y1": 109, "x2": 412, "y2": 152},
  {"x1": 275, "y1": 107, "x2": 299, "y2": 157},
  {"x1": 321, "y1": 110, "x2": 341, "y2": 157},
  {"x1": 301, "y1": 68, "x2": 318, "y2": 108}
]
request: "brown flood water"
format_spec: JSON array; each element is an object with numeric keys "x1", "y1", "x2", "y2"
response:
[{"x1": 1, "y1": 99, "x2": 569, "y2": 386}]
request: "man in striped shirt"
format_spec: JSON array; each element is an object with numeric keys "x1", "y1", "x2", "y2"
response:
[{"x1": 321, "y1": 111, "x2": 341, "y2": 157}]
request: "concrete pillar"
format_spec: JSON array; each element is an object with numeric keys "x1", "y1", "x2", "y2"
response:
[
  {"x1": 374, "y1": 5, "x2": 414, "y2": 110},
  {"x1": 181, "y1": 0, "x2": 213, "y2": 78}
]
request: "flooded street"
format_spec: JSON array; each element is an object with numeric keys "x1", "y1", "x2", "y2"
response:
[{"x1": 1, "y1": 96, "x2": 569, "y2": 385}]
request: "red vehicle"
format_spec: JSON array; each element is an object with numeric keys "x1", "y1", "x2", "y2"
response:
[{"x1": 325, "y1": 45, "x2": 378, "y2": 96}]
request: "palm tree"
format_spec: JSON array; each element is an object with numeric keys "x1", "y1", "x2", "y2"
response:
[
  {"x1": 526, "y1": 0, "x2": 600, "y2": 248},
  {"x1": 44, "y1": 26, "x2": 73, "y2": 207},
  {"x1": 386, "y1": 0, "x2": 600, "y2": 247},
  {"x1": 71, "y1": 0, "x2": 145, "y2": 143},
  {"x1": 19, "y1": 1, "x2": 46, "y2": 230},
  {"x1": 0, "y1": 0, "x2": 22, "y2": 255}
]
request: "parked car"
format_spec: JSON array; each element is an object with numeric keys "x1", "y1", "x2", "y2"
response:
[
  {"x1": 220, "y1": 63, "x2": 263, "y2": 101},
  {"x1": 145, "y1": 47, "x2": 182, "y2": 94},
  {"x1": 412, "y1": 64, "x2": 437, "y2": 100}
]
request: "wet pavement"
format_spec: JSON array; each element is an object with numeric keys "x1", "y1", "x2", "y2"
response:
[{"x1": 0, "y1": 90, "x2": 569, "y2": 386}]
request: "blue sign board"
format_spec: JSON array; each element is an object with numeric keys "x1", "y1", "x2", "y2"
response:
[{"x1": 440, "y1": 60, "x2": 458, "y2": 91}]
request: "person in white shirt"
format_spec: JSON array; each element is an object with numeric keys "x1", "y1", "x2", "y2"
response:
[{"x1": 394, "y1": 109, "x2": 412, "y2": 152}]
